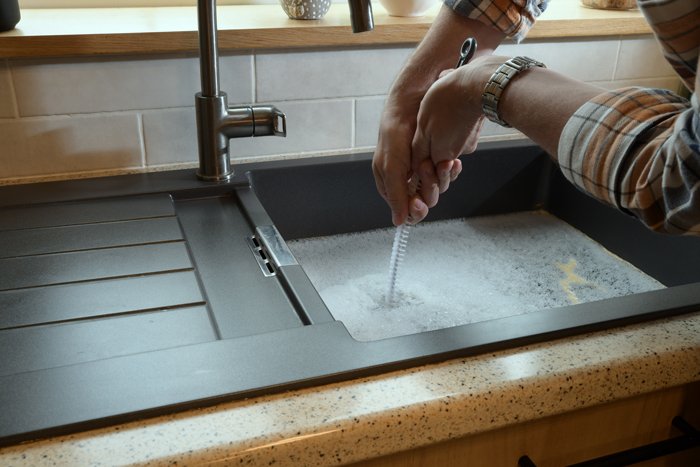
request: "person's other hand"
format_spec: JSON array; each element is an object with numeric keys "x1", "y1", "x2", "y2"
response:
[
  {"x1": 410, "y1": 57, "x2": 507, "y2": 222},
  {"x1": 372, "y1": 85, "x2": 466, "y2": 227}
]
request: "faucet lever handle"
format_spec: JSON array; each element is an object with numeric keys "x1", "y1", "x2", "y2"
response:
[{"x1": 251, "y1": 105, "x2": 287, "y2": 137}]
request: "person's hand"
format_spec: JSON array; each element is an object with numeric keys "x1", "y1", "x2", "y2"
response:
[
  {"x1": 410, "y1": 59, "x2": 498, "y2": 221},
  {"x1": 372, "y1": 84, "x2": 467, "y2": 226},
  {"x1": 410, "y1": 56, "x2": 514, "y2": 222},
  {"x1": 372, "y1": 53, "x2": 507, "y2": 226},
  {"x1": 372, "y1": 98, "x2": 430, "y2": 226}
]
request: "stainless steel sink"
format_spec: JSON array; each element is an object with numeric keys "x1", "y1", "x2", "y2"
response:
[{"x1": 1, "y1": 140, "x2": 699, "y2": 447}]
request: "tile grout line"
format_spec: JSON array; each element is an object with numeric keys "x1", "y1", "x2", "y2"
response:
[
  {"x1": 611, "y1": 36, "x2": 622, "y2": 81},
  {"x1": 137, "y1": 112, "x2": 147, "y2": 168},
  {"x1": 251, "y1": 53, "x2": 257, "y2": 103},
  {"x1": 351, "y1": 99, "x2": 357, "y2": 148},
  {"x1": 6, "y1": 60, "x2": 20, "y2": 119}
]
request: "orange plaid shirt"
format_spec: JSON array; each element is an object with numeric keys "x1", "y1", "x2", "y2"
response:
[{"x1": 446, "y1": 0, "x2": 700, "y2": 234}]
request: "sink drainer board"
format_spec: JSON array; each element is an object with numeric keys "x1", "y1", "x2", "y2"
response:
[{"x1": 1, "y1": 140, "x2": 699, "y2": 446}]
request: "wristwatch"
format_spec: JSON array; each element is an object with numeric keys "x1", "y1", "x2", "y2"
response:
[{"x1": 482, "y1": 56, "x2": 546, "y2": 128}]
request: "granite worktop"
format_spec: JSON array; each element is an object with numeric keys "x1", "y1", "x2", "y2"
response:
[{"x1": 1, "y1": 310, "x2": 698, "y2": 466}]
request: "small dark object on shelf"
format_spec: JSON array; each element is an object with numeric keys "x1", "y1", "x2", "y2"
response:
[{"x1": 0, "y1": 0, "x2": 20, "y2": 32}]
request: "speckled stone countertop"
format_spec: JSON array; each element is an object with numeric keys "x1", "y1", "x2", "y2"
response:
[{"x1": 1, "y1": 311, "x2": 698, "y2": 466}]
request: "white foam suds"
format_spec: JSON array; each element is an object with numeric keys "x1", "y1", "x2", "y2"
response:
[{"x1": 287, "y1": 211, "x2": 664, "y2": 342}]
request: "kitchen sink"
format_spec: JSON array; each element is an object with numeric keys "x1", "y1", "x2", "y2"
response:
[{"x1": 1, "y1": 140, "x2": 699, "y2": 446}]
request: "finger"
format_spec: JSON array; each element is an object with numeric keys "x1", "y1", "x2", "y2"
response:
[
  {"x1": 407, "y1": 195, "x2": 429, "y2": 225},
  {"x1": 372, "y1": 158, "x2": 409, "y2": 226},
  {"x1": 371, "y1": 162, "x2": 388, "y2": 201},
  {"x1": 438, "y1": 68, "x2": 455, "y2": 79},
  {"x1": 450, "y1": 158, "x2": 462, "y2": 181},
  {"x1": 435, "y1": 160, "x2": 453, "y2": 194},
  {"x1": 417, "y1": 159, "x2": 440, "y2": 208},
  {"x1": 411, "y1": 129, "x2": 440, "y2": 208}
]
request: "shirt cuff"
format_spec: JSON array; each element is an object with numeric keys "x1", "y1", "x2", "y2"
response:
[{"x1": 443, "y1": 0, "x2": 548, "y2": 42}]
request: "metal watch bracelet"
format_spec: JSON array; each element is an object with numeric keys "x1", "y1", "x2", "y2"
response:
[{"x1": 482, "y1": 56, "x2": 546, "y2": 128}]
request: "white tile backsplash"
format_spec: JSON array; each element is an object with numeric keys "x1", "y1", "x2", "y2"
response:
[
  {"x1": 256, "y1": 47, "x2": 414, "y2": 102},
  {"x1": 615, "y1": 36, "x2": 676, "y2": 80},
  {"x1": 354, "y1": 96, "x2": 520, "y2": 150},
  {"x1": 480, "y1": 119, "x2": 522, "y2": 138},
  {"x1": 232, "y1": 99, "x2": 354, "y2": 159},
  {"x1": 142, "y1": 107, "x2": 197, "y2": 166},
  {"x1": 355, "y1": 97, "x2": 385, "y2": 148},
  {"x1": 220, "y1": 54, "x2": 256, "y2": 105},
  {"x1": 143, "y1": 99, "x2": 353, "y2": 166},
  {"x1": 0, "y1": 35, "x2": 685, "y2": 182},
  {"x1": 11, "y1": 54, "x2": 252, "y2": 117},
  {"x1": 498, "y1": 38, "x2": 619, "y2": 81},
  {"x1": 0, "y1": 114, "x2": 142, "y2": 178},
  {"x1": 0, "y1": 60, "x2": 15, "y2": 119}
]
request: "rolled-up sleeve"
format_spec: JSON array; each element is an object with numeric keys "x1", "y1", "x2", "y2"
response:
[
  {"x1": 557, "y1": 0, "x2": 699, "y2": 235},
  {"x1": 557, "y1": 88, "x2": 700, "y2": 235},
  {"x1": 443, "y1": 0, "x2": 548, "y2": 42}
]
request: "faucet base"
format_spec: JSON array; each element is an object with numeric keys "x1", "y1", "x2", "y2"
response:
[
  {"x1": 195, "y1": 93, "x2": 234, "y2": 182},
  {"x1": 196, "y1": 169, "x2": 234, "y2": 182},
  {"x1": 195, "y1": 92, "x2": 287, "y2": 182}
]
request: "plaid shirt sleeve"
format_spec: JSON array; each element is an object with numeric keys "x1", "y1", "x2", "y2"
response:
[
  {"x1": 443, "y1": 0, "x2": 548, "y2": 42},
  {"x1": 557, "y1": 0, "x2": 700, "y2": 235}
]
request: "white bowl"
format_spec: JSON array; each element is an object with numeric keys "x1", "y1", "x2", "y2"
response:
[{"x1": 378, "y1": 0, "x2": 439, "y2": 17}]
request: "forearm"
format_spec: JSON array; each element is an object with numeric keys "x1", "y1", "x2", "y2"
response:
[
  {"x1": 473, "y1": 56, "x2": 700, "y2": 234},
  {"x1": 495, "y1": 67, "x2": 605, "y2": 157},
  {"x1": 385, "y1": 5, "x2": 505, "y2": 110},
  {"x1": 445, "y1": 56, "x2": 604, "y2": 159}
]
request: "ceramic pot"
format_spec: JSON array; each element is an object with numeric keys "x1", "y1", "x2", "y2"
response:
[
  {"x1": 378, "y1": 0, "x2": 438, "y2": 17},
  {"x1": 280, "y1": 0, "x2": 332, "y2": 20},
  {"x1": 0, "y1": 0, "x2": 20, "y2": 32}
]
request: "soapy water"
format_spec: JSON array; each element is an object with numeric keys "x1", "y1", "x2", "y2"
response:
[{"x1": 287, "y1": 211, "x2": 664, "y2": 342}]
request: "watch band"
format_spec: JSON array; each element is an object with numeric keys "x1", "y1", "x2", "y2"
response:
[{"x1": 482, "y1": 56, "x2": 546, "y2": 128}]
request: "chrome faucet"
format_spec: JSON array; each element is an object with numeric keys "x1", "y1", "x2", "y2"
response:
[
  {"x1": 348, "y1": 0, "x2": 374, "y2": 33},
  {"x1": 195, "y1": 0, "x2": 285, "y2": 181},
  {"x1": 195, "y1": 0, "x2": 374, "y2": 181}
]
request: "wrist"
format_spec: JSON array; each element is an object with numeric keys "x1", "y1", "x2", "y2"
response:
[
  {"x1": 481, "y1": 56, "x2": 547, "y2": 127},
  {"x1": 457, "y1": 57, "x2": 504, "y2": 114}
]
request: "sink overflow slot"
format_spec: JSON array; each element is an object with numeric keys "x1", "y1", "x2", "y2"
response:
[{"x1": 246, "y1": 235, "x2": 277, "y2": 277}]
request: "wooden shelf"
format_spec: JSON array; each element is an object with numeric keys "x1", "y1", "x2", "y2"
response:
[{"x1": 0, "y1": 1, "x2": 650, "y2": 59}]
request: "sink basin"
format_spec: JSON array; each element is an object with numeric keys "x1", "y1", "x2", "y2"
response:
[{"x1": 1, "y1": 140, "x2": 698, "y2": 446}]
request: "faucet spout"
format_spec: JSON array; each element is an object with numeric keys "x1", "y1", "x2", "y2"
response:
[
  {"x1": 195, "y1": 0, "x2": 371, "y2": 182},
  {"x1": 348, "y1": 0, "x2": 374, "y2": 33},
  {"x1": 198, "y1": 0, "x2": 220, "y2": 97}
]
